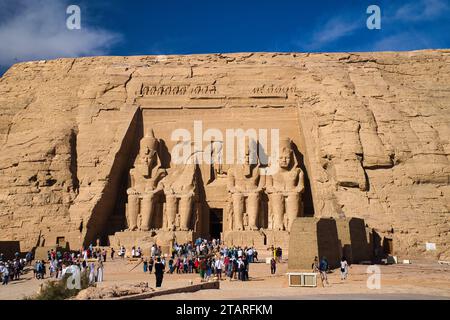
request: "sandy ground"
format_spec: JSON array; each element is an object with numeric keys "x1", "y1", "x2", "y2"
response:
[{"x1": 1, "y1": 252, "x2": 449, "y2": 300}]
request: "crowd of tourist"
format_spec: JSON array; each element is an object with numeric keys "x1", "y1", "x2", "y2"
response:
[
  {"x1": 140, "y1": 238, "x2": 261, "y2": 285},
  {"x1": 0, "y1": 252, "x2": 27, "y2": 285},
  {"x1": 2, "y1": 238, "x2": 334, "y2": 290},
  {"x1": 40, "y1": 248, "x2": 105, "y2": 285},
  {"x1": 0, "y1": 244, "x2": 109, "y2": 286}
]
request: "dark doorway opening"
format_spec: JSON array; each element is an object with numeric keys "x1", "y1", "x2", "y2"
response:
[{"x1": 209, "y1": 208, "x2": 223, "y2": 240}]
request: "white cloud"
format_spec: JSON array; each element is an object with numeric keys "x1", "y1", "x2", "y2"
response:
[
  {"x1": 0, "y1": 0, "x2": 121, "y2": 67},
  {"x1": 393, "y1": 0, "x2": 449, "y2": 22},
  {"x1": 293, "y1": 0, "x2": 450, "y2": 52},
  {"x1": 373, "y1": 32, "x2": 431, "y2": 51},
  {"x1": 295, "y1": 15, "x2": 362, "y2": 51},
  {"x1": 312, "y1": 18, "x2": 359, "y2": 48}
]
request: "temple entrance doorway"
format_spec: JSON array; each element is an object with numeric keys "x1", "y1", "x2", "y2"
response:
[{"x1": 209, "y1": 208, "x2": 223, "y2": 240}]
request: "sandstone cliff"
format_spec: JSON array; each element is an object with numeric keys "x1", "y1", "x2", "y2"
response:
[{"x1": 0, "y1": 51, "x2": 448, "y2": 260}]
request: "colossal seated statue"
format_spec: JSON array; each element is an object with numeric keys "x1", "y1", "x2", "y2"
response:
[
  {"x1": 227, "y1": 146, "x2": 264, "y2": 231},
  {"x1": 126, "y1": 130, "x2": 167, "y2": 231},
  {"x1": 265, "y1": 138, "x2": 304, "y2": 232},
  {"x1": 161, "y1": 144, "x2": 199, "y2": 231}
]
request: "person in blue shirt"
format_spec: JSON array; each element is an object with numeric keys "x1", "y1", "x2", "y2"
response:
[{"x1": 319, "y1": 257, "x2": 329, "y2": 287}]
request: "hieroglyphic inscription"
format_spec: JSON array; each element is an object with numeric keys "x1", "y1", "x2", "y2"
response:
[
  {"x1": 252, "y1": 84, "x2": 297, "y2": 95},
  {"x1": 141, "y1": 84, "x2": 217, "y2": 96}
]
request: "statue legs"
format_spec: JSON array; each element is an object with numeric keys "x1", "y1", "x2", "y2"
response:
[
  {"x1": 232, "y1": 193, "x2": 244, "y2": 231},
  {"x1": 165, "y1": 194, "x2": 177, "y2": 231},
  {"x1": 127, "y1": 194, "x2": 139, "y2": 231},
  {"x1": 270, "y1": 193, "x2": 285, "y2": 231},
  {"x1": 247, "y1": 192, "x2": 260, "y2": 230},
  {"x1": 140, "y1": 193, "x2": 156, "y2": 231},
  {"x1": 179, "y1": 194, "x2": 194, "y2": 231},
  {"x1": 286, "y1": 192, "x2": 300, "y2": 232}
]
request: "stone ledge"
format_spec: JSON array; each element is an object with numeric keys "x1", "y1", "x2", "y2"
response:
[{"x1": 114, "y1": 281, "x2": 220, "y2": 300}]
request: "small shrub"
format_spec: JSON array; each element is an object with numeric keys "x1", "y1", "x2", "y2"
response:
[{"x1": 29, "y1": 271, "x2": 91, "y2": 300}]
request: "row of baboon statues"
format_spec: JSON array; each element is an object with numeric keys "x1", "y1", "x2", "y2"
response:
[{"x1": 125, "y1": 131, "x2": 305, "y2": 233}]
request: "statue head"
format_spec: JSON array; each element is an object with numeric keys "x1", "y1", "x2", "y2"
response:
[
  {"x1": 241, "y1": 139, "x2": 259, "y2": 176},
  {"x1": 278, "y1": 138, "x2": 295, "y2": 170},
  {"x1": 136, "y1": 129, "x2": 160, "y2": 176}
]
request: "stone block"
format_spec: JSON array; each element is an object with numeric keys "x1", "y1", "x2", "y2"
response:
[{"x1": 288, "y1": 217, "x2": 341, "y2": 270}]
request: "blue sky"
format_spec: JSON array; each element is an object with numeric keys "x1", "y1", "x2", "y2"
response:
[{"x1": 0, "y1": 0, "x2": 449, "y2": 75}]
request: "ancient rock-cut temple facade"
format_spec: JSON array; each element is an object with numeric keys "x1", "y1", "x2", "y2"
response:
[{"x1": 0, "y1": 51, "x2": 449, "y2": 260}]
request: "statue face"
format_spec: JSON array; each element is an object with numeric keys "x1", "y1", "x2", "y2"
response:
[
  {"x1": 278, "y1": 147, "x2": 292, "y2": 169},
  {"x1": 136, "y1": 147, "x2": 158, "y2": 177},
  {"x1": 140, "y1": 146, "x2": 157, "y2": 164}
]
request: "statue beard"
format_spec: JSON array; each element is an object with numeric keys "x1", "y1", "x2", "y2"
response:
[
  {"x1": 138, "y1": 156, "x2": 157, "y2": 178},
  {"x1": 147, "y1": 158, "x2": 158, "y2": 178},
  {"x1": 243, "y1": 163, "x2": 252, "y2": 177}
]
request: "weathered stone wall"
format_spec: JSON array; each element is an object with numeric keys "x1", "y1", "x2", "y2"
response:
[{"x1": 0, "y1": 51, "x2": 449, "y2": 259}]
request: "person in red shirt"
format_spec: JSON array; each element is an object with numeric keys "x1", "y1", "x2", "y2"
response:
[{"x1": 194, "y1": 258, "x2": 199, "y2": 273}]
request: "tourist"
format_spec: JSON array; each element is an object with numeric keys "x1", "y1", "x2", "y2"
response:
[
  {"x1": 81, "y1": 259, "x2": 87, "y2": 272},
  {"x1": 237, "y1": 257, "x2": 244, "y2": 281},
  {"x1": 0, "y1": 262, "x2": 9, "y2": 285},
  {"x1": 102, "y1": 249, "x2": 107, "y2": 262},
  {"x1": 199, "y1": 258, "x2": 207, "y2": 281},
  {"x1": 40, "y1": 260, "x2": 46, "y2": 279},
  {"x1": 136, "y1": 247, "x2": 142, "y2": 258},
  {"x1": 97, "y1": 260, "x2": 104, "y2": 282},
  {"x1": 34, "y1": 261, "x2": 39, "y2": 279},
  {"x1": 276, "y1": 247, "x2": 282, "y2": 263},
  {"x1": 247, "y1": 247, "x2": 254, "y2": 263},
  {"x1": 194, "y1": 257, "x2": 199, "y2": 273},
  {"x1": 13, "y1": 259, "x2": 21, "y2": 280},
  {"x1": 215, "y1": 257, "x2": 223, "y2": 280},
  {"x1": 206, "y1": 258, "x2": 213, "y2": 280},
  {"x1": 224, "y1": 255, "x2": 230, "y2": 277},
  {"x1": 49, "y1": 259, "x2": 57, "y2": 277},
  {"x1": 149, "y1": 256, "x2": 154, "y2": 274},
  {"x1": 25, "y1": 251, "x2": 33, "y2": 266},
  {"x1": 269, "y1": 245, "x2": 275, "y2": 260},
  {"x1": 110, "y1": 247, "x2": 115, "y2": 260},
  {"x1": 340, "y1": 257, "x2": 349, "y2": 280},
  {"x1": 168, "y1": 258, "x2": 174, "y2": 274},
  {"x1": 183, "y1": 257, "x2": 188, "y2": 273},
  {"x1": 228, "y1": 254, "x2": 236, "y2": 281},
  {"x1": 242, "y1": 256, "x2": 249, "y2": 281},
  {"x1": 312, "y1": 256, "x2": 320, "y2": 273},
  {"x1": 119, "y1": 246, "x2": 126, "y2": 259},
  {"x1": 319, "y1": 257, "x2": 329, "y2": 287},
  {"x1": 154, "y1": 257, "x2": 164, "y2": 288},
  {"x1": 35, "y1": 260, "x2": 45, "y2": 279},
  {"x1": 270, "y1": 257, "x2": 276, "y2": 274},
  {"x1": 232, "y1": 257, "x2": 238, "y2": 280},
  {"x1": 175, "y1": 258, "x2": 181, "y2": 274},
  {"x1": 143, "y1": 258, "x2": 148, "y2": 273},
  {"x1": 89, "y1": 262, "x2": 96, "y2": 284}
]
